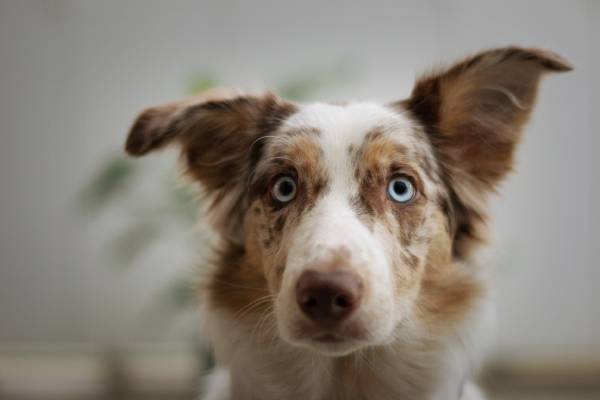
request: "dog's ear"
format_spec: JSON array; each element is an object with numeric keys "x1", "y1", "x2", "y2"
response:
[
  {"x1": 398, "y1": 47, "x2": 572, "y2": 258},
  {"x1": 125, "y1": 89, "x2": 297, "y2": 240},
  {"x1": 126, "y1": 89, "x2": 297, "y2": 191}
]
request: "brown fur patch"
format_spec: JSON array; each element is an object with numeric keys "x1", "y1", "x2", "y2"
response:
[
  {"x1": 352, "y1": 130, "x2": 428, "y2": 236},
  {"x1": 418, "y1": 258, "x2": 483, "y2": 330},
  {"x1": 205, "y1": 241, "x2": 272, "y2": 325}
]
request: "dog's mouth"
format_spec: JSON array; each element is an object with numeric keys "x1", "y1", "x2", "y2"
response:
[
  {"x1": 286, "y1": 321, "x2": 372, "y2": 356},
  {"x1": 301, "y1": 332, "x2": 366, "y2": 356},
  {"x1": 313, "y1": 333, "x2": 346, "y2": 343}
]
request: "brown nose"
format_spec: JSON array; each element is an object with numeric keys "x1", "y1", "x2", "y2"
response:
[{"x1": 296, "y1": 270, "x2": 363, "y2": 323}]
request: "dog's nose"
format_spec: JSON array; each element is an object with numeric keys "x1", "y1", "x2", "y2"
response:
[{"x1": 296, "y1": 270, "x2": 363, "y2": 323}]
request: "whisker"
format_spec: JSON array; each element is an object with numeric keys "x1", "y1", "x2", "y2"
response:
[
  {"x1": 210, "y1": 278, "x2": 270, "y2": 292},
  {"x1": 232, "y1": 295, "x2": 275, "y2": 324},
  {"x1": 250, "y1": 305, "x2": 277, "y2": 342}
]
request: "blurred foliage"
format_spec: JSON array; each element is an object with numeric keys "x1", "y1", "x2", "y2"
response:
[
  {"x1": 109, "y1": 220, "x2": 161, "y2": 267},
  {"x1": 275, "y1": 62, "x2": 354, "y2": 101},
  {"x1": 167, "y1": 181, "x2": 200, "y2": 223},
  {"x1": 186, "y1": 74, "x2": 221, "y2": 96},
  {"x1": 80, "y1": 62, "x2": 355, "y2": 314},
  {"x1": 79, "y1": 156, "x2": 136, "y2": 212},
  {"x1": 163, "y1": 277, "x2": 199, "y2": 310}
]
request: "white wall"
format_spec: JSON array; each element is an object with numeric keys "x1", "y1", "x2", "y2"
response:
[
  {"x1": 589, "y1": 0, "x2": 600, "y2": 358},
  {"x1": 0, "y1": 0, "x2": 597, "y2": 362}
]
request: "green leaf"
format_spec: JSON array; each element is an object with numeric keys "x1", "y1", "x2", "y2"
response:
[
  {"x1": 167, "y1": 178, "x2": 199, "y2": 221},
  {"x1": 79, "y1": 155, "x2": 136, "y2": 212},
  {"x1": 186, "y1": 73, "x2": 220, "y2": 95},
  {"x1": 109, "y1": 221, "x2": 160, "y2": 267},
  {"x1": 275, "y1": 61, "x2": 355, "y2": 101},
  {"x1": 161, "y1": 277, "x2": 197, "y2": 310}
]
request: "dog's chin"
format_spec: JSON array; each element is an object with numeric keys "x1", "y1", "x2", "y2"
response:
[{"x1": 286, "y1": 334, "x2": 367, "y2": 357}]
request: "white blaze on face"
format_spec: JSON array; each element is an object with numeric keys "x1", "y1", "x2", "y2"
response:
[{"x1": 275, "y1": 102, "x2": 417, "y2": 350}]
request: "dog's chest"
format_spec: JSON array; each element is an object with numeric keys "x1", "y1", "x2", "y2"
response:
[{"x1": 225, "y1": 346, "x2": 456, "y2": 400}]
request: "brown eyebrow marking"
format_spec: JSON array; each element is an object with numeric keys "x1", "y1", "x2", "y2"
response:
[
  {"x1": 249, "y1": 128, "x2": 325, "y2": 199},
  {"x1": 363, "y1": 127, "x2": 385, "y2": 143},
  {"x1": 267, "y1": 129, "x2": 324, "y2": 167},
  {"x1": 352, "y1": 126, "x2": 401, "y2": 170},
  {"x1": 353, "y1": 128, "x2": 413, "y2": 184}
]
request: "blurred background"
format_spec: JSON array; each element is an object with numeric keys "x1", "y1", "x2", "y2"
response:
[{"x1": 0, "y1": 1, "x2": 598, "y2": 399}]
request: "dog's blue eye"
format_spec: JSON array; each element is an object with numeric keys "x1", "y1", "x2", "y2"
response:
[
  {"x1": 272, "y1": 175, "x2": 297, "y2": 203},
  {"x1": 387, "y1": 176, "x2": 415, "y2": 203}
]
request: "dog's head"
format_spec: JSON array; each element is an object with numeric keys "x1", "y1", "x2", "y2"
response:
[{"x1": 126, "y1": 47, "x2": 570, "y2": 356}]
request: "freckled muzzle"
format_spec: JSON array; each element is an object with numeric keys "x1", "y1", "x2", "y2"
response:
[{"x1": 277, "y1": 191, "x2": 401, "y2": 354}]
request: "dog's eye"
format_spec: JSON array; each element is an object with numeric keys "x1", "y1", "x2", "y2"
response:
[
  {"x1": 387, "y1": 176, "x2": 415, "y2": 204},
  {"x1": 272, "y1": 175, "x2": 297, "y2": 203}
]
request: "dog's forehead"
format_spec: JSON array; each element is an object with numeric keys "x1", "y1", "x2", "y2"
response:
[
  {"x1": 282, "y1": 103, "x2": 417, "y2": 185},
  {"x1": 283, "y1": 102, "x2": 413, "y2": 146}
]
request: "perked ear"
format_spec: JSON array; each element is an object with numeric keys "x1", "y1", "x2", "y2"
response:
[
  {"x1": 399, "y1": 46, "x2": 572, "y2": 259},
  {"x1": 125, "y1": 89, "x2": 297, "y2": 240}
]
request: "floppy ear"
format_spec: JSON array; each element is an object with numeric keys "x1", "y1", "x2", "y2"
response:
[
  {"x1": 398, "y1": 46, "x2": 572, "y2": 259},
  {"x1": 126, "y1": 88, "x2": 255, "y2": 156},
  {"x1": 125, "y1": 89, "x2": 297, "y2": 240}
]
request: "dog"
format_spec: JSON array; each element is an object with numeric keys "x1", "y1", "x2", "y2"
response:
[{"x1": 125, "y1": 46, "x2": 571, "y2": 400}]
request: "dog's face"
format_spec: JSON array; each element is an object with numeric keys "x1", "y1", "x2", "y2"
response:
[
  {"x1": 247, "y1": 103, "x2": 445, "y2": 355},
  {"x1": 126, "y1": 47, "x2": 570, "y2": 356}
]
